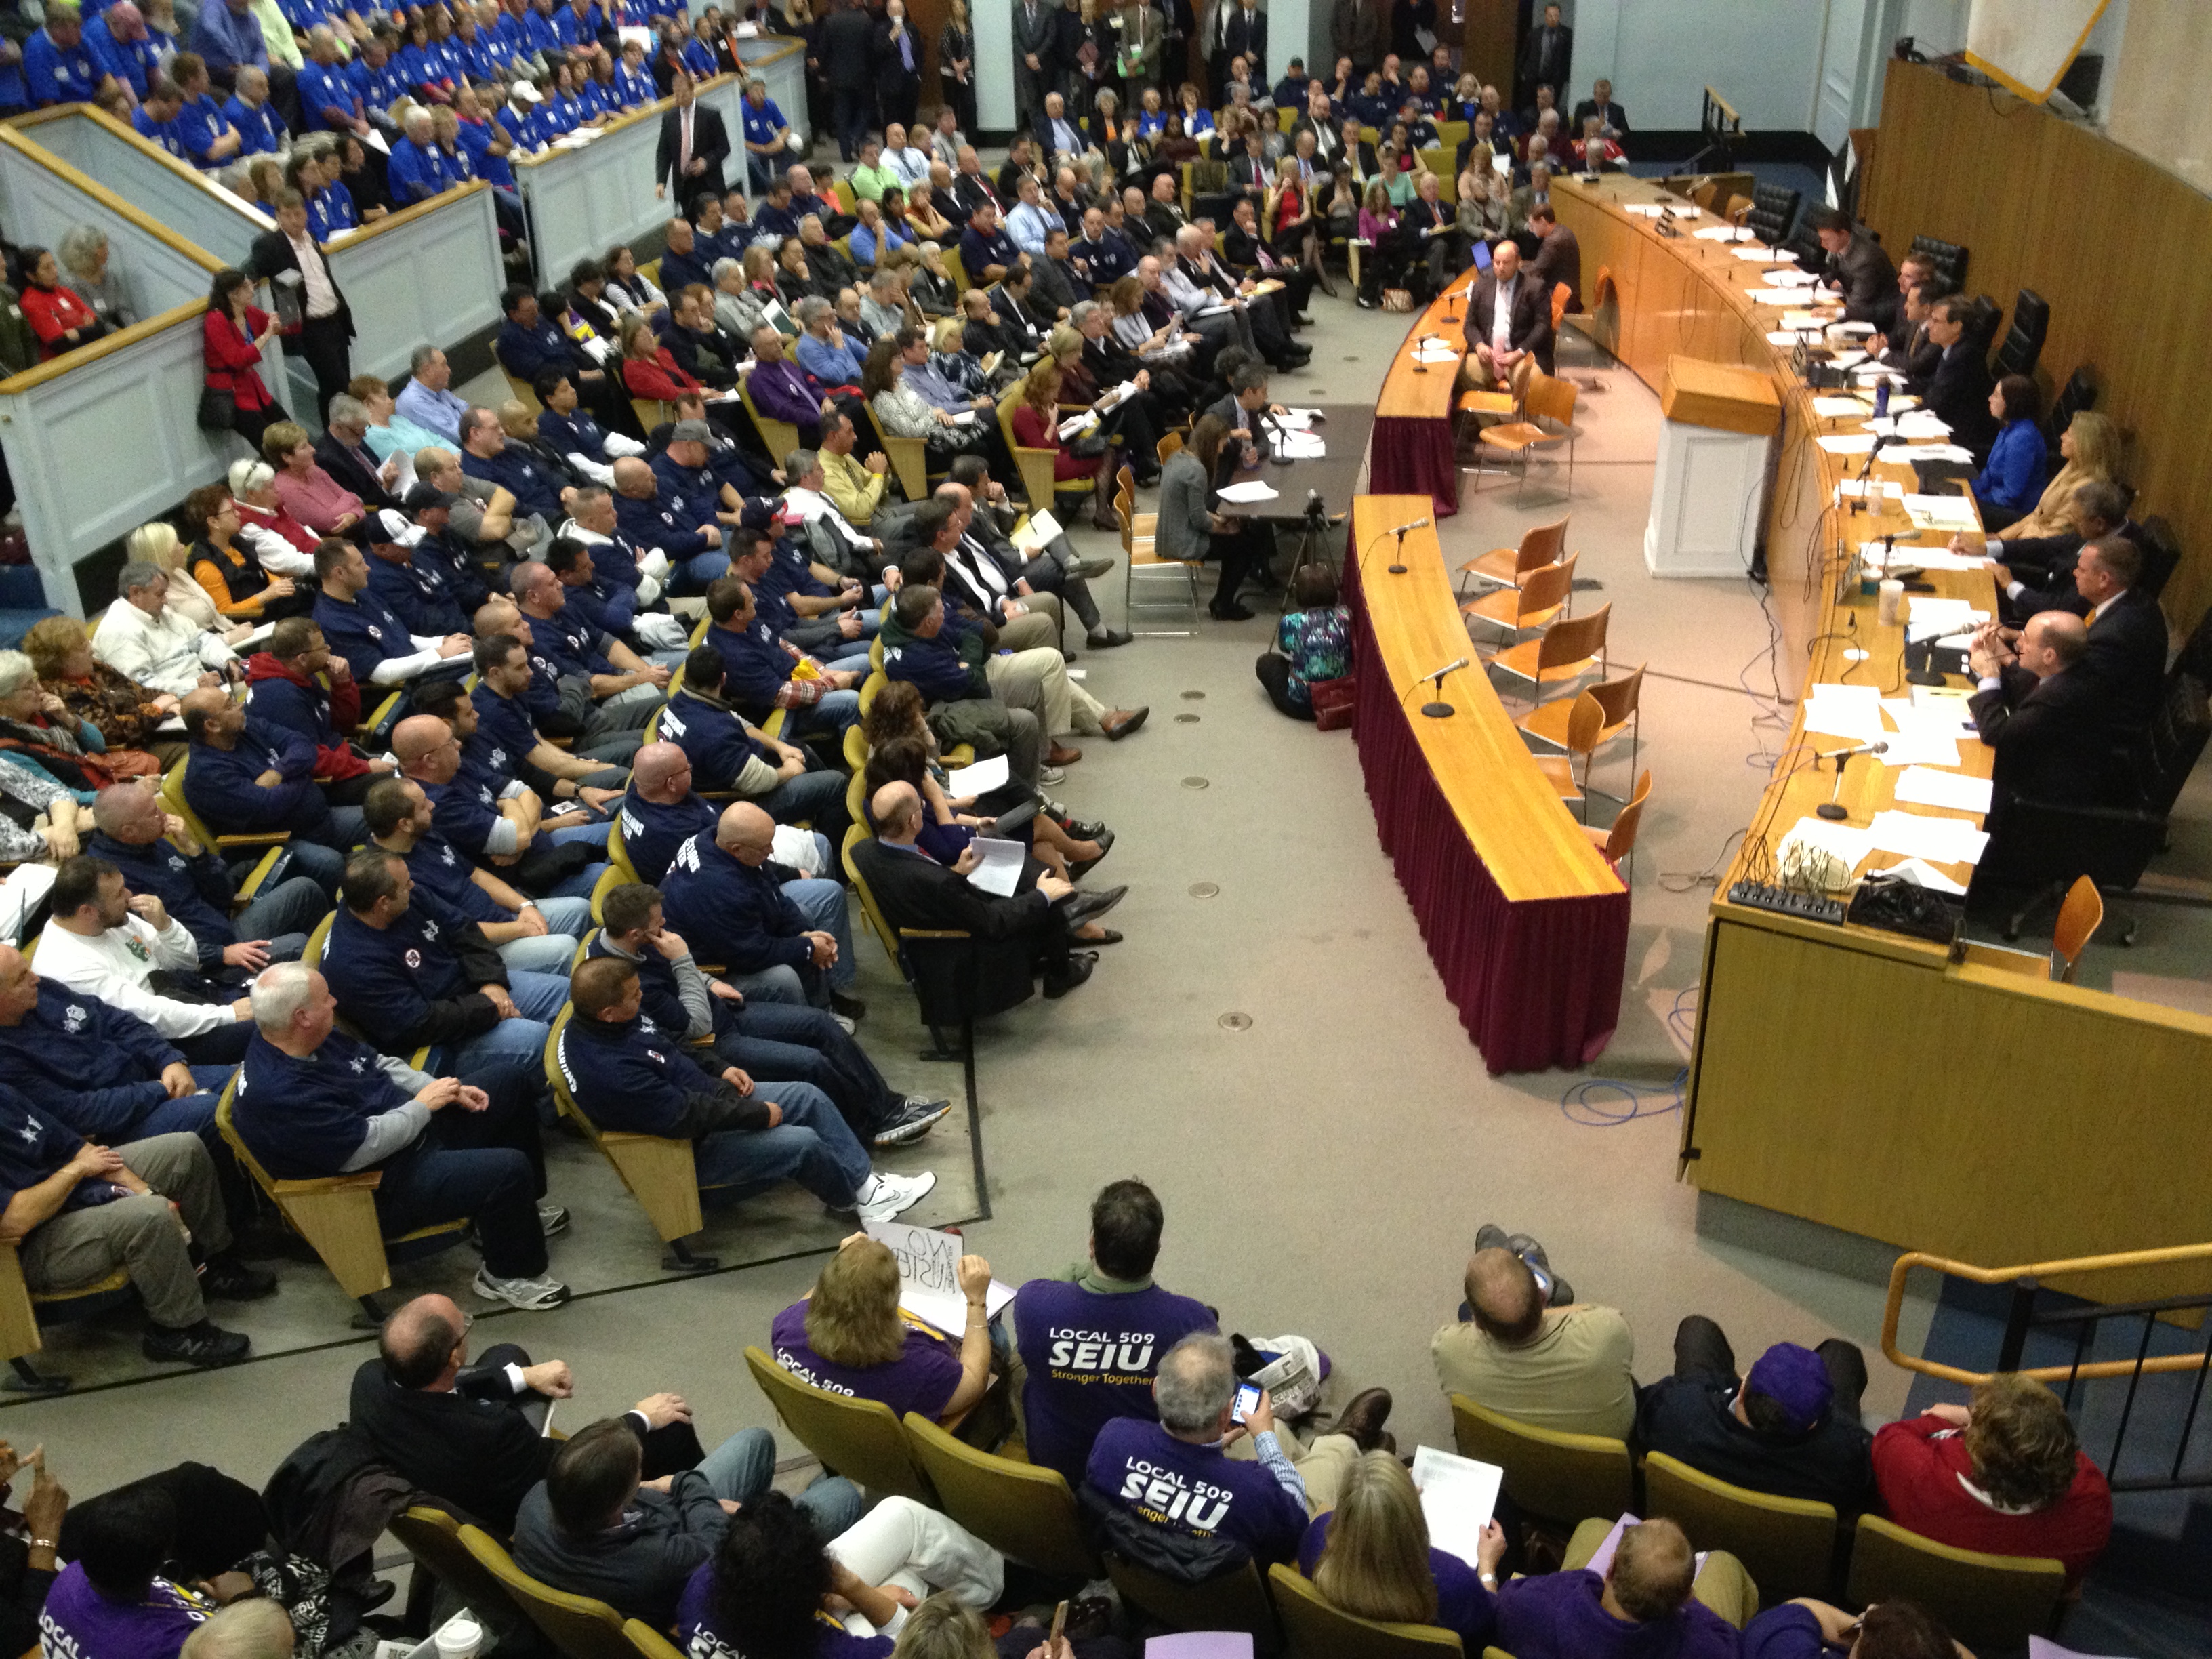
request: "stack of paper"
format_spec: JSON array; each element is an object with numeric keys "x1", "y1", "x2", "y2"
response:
[
  {"x1": 1782, "y1": 309, "x2": 1830, "y2": 329},
  {"x1": 863, "y1": 1221, "x2": 1017, "y2": 1333},
  {"x1": 1902, "y1": 493, "x2": 1983, "y2": 533},
  {"x1": 1870, "y1": 731, "x2": 1962, "y2": 768},
  {"x1": 1767, "y1": 328, "x2": 1823, "y2": 346},
  {"x1": 1895, "y1": 443, "x2": 1975, "y2": 463},
  {"x1": 1692, "y1": 224, "x2": 1755, "y2": 242},
  {"x1": 1769, "y1": 268, "x2": 1822, "y2": 288},
  {"x1": 1832, "y1": 320, "x2": 1878, "y2": 335},
  {"x1": 1802, "y1": 682, "x2": 1887, "y2": 743},
  {"x1": 1008, "y1": 509, "x2": 1065, "y2": 553},
  {"x1": 1216, "y1": 480, "x2": 1279, "y2": 504},
  {"x1": 1893, "y1": 767, "x2": 1994, "y2": 813},
  {"x1": 1750, "y1": 287, "x2": 1809, "y2": 306},
  {"x1": 1273, "y1": 430, "x2": 1327, "y2": 459},
  {"x1": 1411, "y1": 340, "x2": 1461, "y2": 364},
  {"x1": 1905, "y1": 595, "x2": 1987, "y2": 642},
  {"x1": 962, "y1": 836, "x2": 1026, "y2": 897},
  {"x1": 1275, "y1": 408, "x2": 1326, "y2": 430},
  {"x1": 1868, "y1": 810, "x2": 1989, "y2": 865},
  {"x1": 1817, "y1": 433, "x2": 1878, "y2": 455},
  {"x1": 1408, "y1": 1447, "x2": 1504, "y2": 1569}
]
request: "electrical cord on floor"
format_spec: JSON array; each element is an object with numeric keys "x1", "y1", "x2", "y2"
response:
[
  {"x1": 1658, "y1": 825, "x2": 1748, "y2": 894},
  {"x1": 1557, "y1": 991, "x2": 1698, "y2": 1125}
]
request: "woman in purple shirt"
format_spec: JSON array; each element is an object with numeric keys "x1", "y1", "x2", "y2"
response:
[
  {"x1": 770, "y1": 1233, "x2": 996, "y2": 1426},
  {"x1": 1298, "y1": 1451, "x2": 1505, "y2": 1652}
]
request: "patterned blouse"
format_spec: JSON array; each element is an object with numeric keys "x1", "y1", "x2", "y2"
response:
[
  {"x1": 1274, "y1": 604, "x2": 1353, "y2": 706},
  {"x1": 43, "y1": 665, "x2": 169, "y2": 750}
]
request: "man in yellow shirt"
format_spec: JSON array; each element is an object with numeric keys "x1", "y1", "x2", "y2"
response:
[
  {"x1": 817, "y1": 413, "x2": 912, "y2": 539},
  {"x1": 1432, "y1": 1229, "x2": 1637, "y2": 1440}
]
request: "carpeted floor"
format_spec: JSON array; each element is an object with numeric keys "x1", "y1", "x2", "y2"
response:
[{"x1": 12, "y1": 270, "x2": 2207, "y2": 1651}]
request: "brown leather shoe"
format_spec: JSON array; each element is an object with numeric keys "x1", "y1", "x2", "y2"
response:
[
  {"x1": 1333, "y1": 1387, "x2": 1394, "y2": 1452},
  {"x1": 1047, "y1": 742, "x2": 1083, "y2": 765},
  {"x1": 1100, "y1": 707, "x2": 1149, "y2": 740}
]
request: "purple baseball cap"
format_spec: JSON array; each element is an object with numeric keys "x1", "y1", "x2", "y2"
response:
[{"x1": 1745, "y1": 1343, "x2": 1832, "y2": 1431}]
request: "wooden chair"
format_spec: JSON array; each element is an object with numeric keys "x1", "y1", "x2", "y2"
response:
[
  {"x1": 743, "y1": 1344, "x2": 937, "y2": 1501},
  {"x1": 1490, "y1": 602, "x2": 1607, "y2": 699},
  {"x1": 865, "y1": 402, "x2": 933, "y2": 501},
  {"x1": 459, "y1": 1525, "x2": 636, "y2": 1659},
  {"x1": 943, "y1": 246, "x2": 970, "y2": 295},
  {"x1": 1641, "y1": 1449, "x2": 1836, "y2": 1604},
  {"x1": 1691, "y1": 180, "x2": 1719, "y2": 211},
  {"x1": 628, "y1": 397, "x2": 666, "y2": 435},
  {"x1": 1465, "y1": 555, "x2": 1574, "y2": 643},
  {"x1": 638, "y1": 258, "x2": 662, "y2": 291},
  {"x1": 1119, "y1": 462, "x2": 1201, "y2": 631},
  {"x1": 903, "y1": 1413, "x2": 1101, "y2": 1580},
  {"x1": 1268, "y1": 1563, "x2": 1465, "y2": 1658},
  {"x1": 542, "y1": 1007, "x2": 723, "y2": 1272},
  {"x1": 0, "y1": 1235, "x2": 133, "y2": 1394},
  {"x1": 1436, "y1": 121, "x2": 1469, "y2": 151},
  {"x1": 1457, "y1": 516, "x2": 1568, "y2": 596},
  {"x1": 738, "y1": 371, "x2": 800, "y2": 468},
  {"x1": 159, "y1": 758, "x2": 291, "y2": 863},
  {"x1": 215, "y1": 1071, "x2": 469, "y2": 1324},
  {"x1": 1474, "y1": 371, "x2": 1578, "y2": 504},
  {"x1": 387, "y1": 1506, "x2": 527, "y2": 1628},
  {"x1": 1978, "y1": 874, "x2": 2104, "y2": 983},
  {"x1": 1532, "y1": 691, "x2": 1605, "y2": 821},
  {"x1": 997, "y1": 388, "x2": 1094, "y2": 513},
  {"x1": 1561, "y1": 265, "x2": 1616, "y2": 386},
  {"x1": 1719, "y1": 192, "x2": 1750, "y2": 222},
  {"x1": 842, "y1": 821, "x2": 904, "y2": 969},
  {"x1": 1521, "y1": 663, "x2": 1643, "y2": 809},
  {"x1": 1156, "y1": 430, "x2": 1184, "y2": 466},
  {"x1": 586, "y1": 863, "x2": 626, "y2": 926},
  {"x1": 1448, "y1": 1394, "x2": 1634, "y2": 1530},
  {"x1": 623, "y1": 1622, "x2": 687, "y2": 1659},
  {"x1": 1586, "y1": 769, "x2": 1650, "y2": 878},
  {"x1": 1843, "y1": 1514, "x2": 2067, "y2": 1650},
  {"x1": 1105, "y1": 1553, "x2": 1279, "y2": 1649}
]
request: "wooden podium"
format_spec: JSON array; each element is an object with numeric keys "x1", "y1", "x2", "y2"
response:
[{"x1": 1645, "y1": 356, "x2": 1781, "y2": 579}]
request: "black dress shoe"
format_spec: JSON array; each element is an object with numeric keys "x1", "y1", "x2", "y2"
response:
[
  {"x1": 1074, "y1": 926, "x2": 1124, "y2": 945},
  {"x1": 1069, "y1": 829, "x2": 1115, "y2": 878},
  {"x1": 1210, "y1": 601, "x2": 1255, "y2": 621},
  {"x1": 830, "y1": 989, "x2": 867, "y2": 1021},
  {"x1": 1043, "y1": 954, "x2": 1095, "y2": 998},
  {"x1": 1058, "y1": 884, "x2": 1128, "y2": 926},
  {"x1": 1086, "y1": 628, "x2": 1134, "y2": 649},
  {"x1": 1064, "y1": 816, "x2": 1108, "y2": 841},
  {"x1": 1333, "y1": 1387, "x2": 1395, "y2": 1452}
]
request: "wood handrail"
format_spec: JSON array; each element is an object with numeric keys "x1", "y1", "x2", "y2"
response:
[
  {"x1": 0, "y1": 121, "x2": 227, "y2": 274},
  {"x1": 511, "y1": 70, "x2": 738, "y2": 170},
  {"x1": 1881, "y1": 1244, "x2": 2212, "y2": 1386},
  {"x1": 321, "y1": 178, "x2": 488, "y2": 252},
  {"x1": 0, "y1": 296, "x2": 211, "y2": 394},
  {"x1": 733, "y1": 34, "x2": 803, "y2": 68},
  {"x1": 26, "y1": 102, "x2": 276, "y2": 231}
]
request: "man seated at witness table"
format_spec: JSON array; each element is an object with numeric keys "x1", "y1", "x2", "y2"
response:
[
  {"x1": 1433, "y1": 1229, "x2": 1635, "y2": 1439},
  {"x1": 560, "y1": 956, "x2": 933, "y2": 1226},
  {"x1": 1633, "y1": 1318, "x2": 1875, "y2": 1514},
  {"x1": 1806, "y1": 207, "x2": 1898, "y2": 331},
  {"x1": 81, "y1": 777, "x2": 332, "y2": 969},
  {"x1": 1012, "y1": 1179, "x2": 1219, "y2": 1487},
  {"x1": 589, "y1": 879, "x2": 947, "y2": 1147},
  {"x1": 660, "y1": 802, "x2": 865, "y2": 1019},
  {"x1": 1993, "y1": 536, "x2": 2167, "y2": 733},
  {"x1": 1968, "y1": 477, "x2": 2138, "y2": 590},
  {"x1": 350, "y1": 1290, "x2": 712, "y2": 1534},
  {"x1": 235, "y1": 959, "x2": 570, "y2": 1309},
  {"x1": 851, "y1": 781, "x2": 1091, "y2": 1000},
  {"x1": 1882, "y1": 279, "x2": 1946, "y2": 382},
  {"x1": 1872, "y1": 1372, "x2": 2112, "y2": 1588},
  {"x1": 1460, "y1": 237, "x2": 1549, "y2": 401},
  {"x1": 364, "y1": 777, "x2": 590, "y2": 979}
]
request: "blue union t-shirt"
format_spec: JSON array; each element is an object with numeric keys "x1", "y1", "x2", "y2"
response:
[
  {"x1": 1011, "y1": 1275, "x2": 1218, "y2": 1485},
  {"x1": 769, "y1": 1300, "x2": 964, "y2": 1422}
]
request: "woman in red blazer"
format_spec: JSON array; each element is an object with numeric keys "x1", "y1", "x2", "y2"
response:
[
  {"x1": 20, "y1": 247, "x2": 108, "y2": 361},
  {"x1": 619, "y1": 315, "x2": 703, "y2": 403},
  {"x1": 202, "y1": 266, "x2": 287, "y2": 451}
]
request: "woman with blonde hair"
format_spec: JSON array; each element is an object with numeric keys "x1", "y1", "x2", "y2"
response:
[
  {"x1": 769, "y1": 1233, "x2": 997, "y2": 1427},
  {"x1": 1303, "y1": 1450, "x2": 1505, "y2": 1647},
  {"x1": 125, "y1": 521, "x2": 253, "y2": 644},
  {"x1": 1988, "y1": 409, "x2": 2123, "y2": 545}
]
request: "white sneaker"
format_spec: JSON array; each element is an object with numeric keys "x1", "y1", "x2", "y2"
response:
[
  {"x1": 472, "y1": 1267, "x2": 573, "y2": 1310},
  {"x1": 850, "y1": 1170, "x2": 937, "y2": 1221}
]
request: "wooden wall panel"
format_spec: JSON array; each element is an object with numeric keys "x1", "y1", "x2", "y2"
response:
[{"x1": 1860, "y1": 59, "x2": 2212, "y2": 635}]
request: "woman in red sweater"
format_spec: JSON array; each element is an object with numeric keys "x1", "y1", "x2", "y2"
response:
[
  {"x1": 1871, "y1": 1372, "x2": 2112, "y2": 1588},
  {"x1": 619, "y1": 315, "x2": 703, "y2": 405},
  {"x1": 203, "y1": 266, "x2": 288, "y2": 451},
  {"x1": 20, "y1": 247, "x2": 108, "y2": 361}
]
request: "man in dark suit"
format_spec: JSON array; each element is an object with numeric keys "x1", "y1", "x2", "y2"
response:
[
  {"x1": 1981, "y1": 479, "x2": 2135, "y2": 592},
  {"x1": 350, "y1": 1292, "x2": 704, "y2": 1533},
  {"x1": 1211, "y1": 0, "x2": 1266, "y2": 101},
  {"x1": 2007, "y1": 537, "x2": 2169, "y2": 736},
  {"x1": 820, "y1": 0, "x2": 877, "y2": 161},
  {"x1": 249, "y1": 190, "x2": 354, "y2": 423},
  {"x1": 1525, "y1": 203, "x2": 1581, "y2": 313},
  {"x1": 318, "y1": 395, "x2": 402, "y2": 515},
  {"x1": 874, "y1": 1, "x2": 923, "y2": 134},
  {"x1": 851, "y1": 780, "x2": 1096, "y2": 1000},
  {"x1": 1515, "y1": 1, "x2": 1572, "y2": 109},
  {"x1": 1912, "y1": 295, "x2": 1997, "y2": 458},
  {"x1": 1882, "y1": 279, "x2": 1944, "y2": 382},
  {"x1": 1570, "y1": 79, "x2": 1629, "y2": 138},
  {"x1": 1012, "y1": 0, "x2": 1055, "y2": 127},
  {"x1": 1967, "y1": 611, "x2": 2118, "y2": 886},
  {"x1": 654, "y1": 71, "x2": 730, "y2": 205},
  {"x1": 1807, "y1": 207, "x2": 1899, "y2": 331},
  {"x1": 1461, "y1": 238, "x2": 1551, "y2": 396}
]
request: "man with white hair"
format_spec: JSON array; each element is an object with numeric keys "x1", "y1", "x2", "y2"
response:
[
  {"x1": 388, "y1": 105, "x2": 458, "y2": 205},
  {"x1": 234, "y1": 960, "x2": 571, "y2": 1311},
  {"x1": 222, "y1": 65, "x2": 285, "y2": 154}
]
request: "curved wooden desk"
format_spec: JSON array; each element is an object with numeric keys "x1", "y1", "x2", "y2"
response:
[
  {"x1": 1344, "y1": 495, "x2": 1627, "y2": 1073},
  {"x1": 1554, "y1": 176, "x2": 2212, "y2": 1296},
  {"x1": 1369, "y1": 268, "x2": 1481, "y2": 518}
]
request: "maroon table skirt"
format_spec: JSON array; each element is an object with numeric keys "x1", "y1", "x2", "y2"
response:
[
  {"x1": 1344, "y1": 548, "x2": 1629, "y2": 1073},
  {"x1": 1369, "y1": 413, "x2": 1461, "y2": 519}
]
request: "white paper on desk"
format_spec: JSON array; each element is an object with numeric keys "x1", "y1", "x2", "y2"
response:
[
  {"x1": 1274, "y1": 431, "x2": 1327, "y2": 459},
  {"x1": 1882, "y1": 695, "x2": 1976, "y2": 737},
  {"x1": 1768, "y1": 328, "x2": 1824, "y2": 346},
  {"x1": 1812, "y1": 682, "x2": 1883, "y2": 703},
  {"x1": 1868, "y1": 809, "x2": 1990, "y2": 865},
  {"x1": 1896, "y1": 443, "x2": 1975, "y2": 463},
  {"x1": 1750, "y1": 287, "x2": 1808, "y2": 305},
  {"x1": 1692, "y1": 224, "x2": 1754, "y2": 242},
  {"x1": 1908, "y1": 595, "x2": 1984, "y2": 628},
  {"x1": 1853, "y1": 364, "x2": 1908, "y2": 385},
  {"x1": 1871, "y1": 730, "x2": 1962, "y2": 768},
  {"x1": 1769, "y1": 267, "x2": 1822, "y2": 287},
  {"x1": 1830, "y1": 349, "x2": 1870, "y2": 369},
  {"x1": 945, "y1": 754, "x2": 1009, "y2": 796},
  {"x1": 1832, "y1": 319, "x2": 1878, "y2": 335},
  {"x1": 1892, "y1": 411, "x2": 1952, "y2": 438},
  {"x1": 1815, "y1": 394, "x2": 1873, "y2": 418},
  {"x1": 1818, "y1": 433, "x2": 1878, "y2": 455},
  {"x1": 1895, "y1": 766, "x2": 1994, "y2": 813},
  {"x1": 1409, "y1": 1446, "x2": 1504, "y2": 1570},
  {"x1": 962, "y1": 836, "x2": 1025, "y2": 897},
  {"x1": 1625, "y1": 203, "x2": 1668, "y2": 218},
  {"x1": 1887, "y1": 857, "x2": 1971, "y2": 896},
  {"x1": 1732, "y1": 245, "x2": 1788, "y2": 261},
  {"x1": 863, "y1": 1221, "x2": 1016, "y2": 1334},
  {"x1": 1216, "y1": 480, "x2": 1279, "y2": 504},
  {"x1": 1783, "y1": 309, "x2": 1828, "y2": 329},
  {"x1": 1904, "y1": 493, "x2": 1982, "y2": 532},
  {"x1": 1803, "y1": 701, "x2": 1889, "y2": 745},
  {"x1": 1835, "y1": 478, "x2": 1905, "y2": 501},
  {"x1": 1275, "y1": 407, "x2": 1323, "y2": 430}
]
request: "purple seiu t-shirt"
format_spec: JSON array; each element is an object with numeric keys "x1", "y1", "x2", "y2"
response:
[
  {"x1": 676, "y1": 1558, "x2": 892, "y2": 1659},
  {"x1": 770, "y1": 1300, "x2": 964, "y2": 1422},
  {"x1": 1086, "y1": 1417, "x2": 1309, "y2": 1563},
  {"x1": 1012, "y1": 1276, "x2": 1219, "y2": 1486},
  {"x1": 1296, "y1": 1513, "x2": 1497, "y2": 1652},
  {"x1": 1493, "y1": 1568, "x2": 1742, "y2": 1659},
  {"x1": 39, "y1": 1566, "x2": 209, "y2": 1659}
]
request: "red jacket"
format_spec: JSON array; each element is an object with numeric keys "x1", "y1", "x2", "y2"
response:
[
  {"x1": 21, "y1": 283, "x2": 98, "y2": 359},
  {"x1": 243, "y1": 651, "x2": 371, "y2": 782},
  {"x1": 203, "y1": 306, "x2": 276, "y2": 411},
  {"x1": 622, "y1": 347, "x2": 701, "y2": 403},
  {"x1": 1870, "y1": 1415, "x2": 2112, "y2": 1586}
]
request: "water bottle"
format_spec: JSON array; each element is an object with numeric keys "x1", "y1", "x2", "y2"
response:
[{"x1": 1872, "y1": 380, "x2": 1891, "y2": 422}]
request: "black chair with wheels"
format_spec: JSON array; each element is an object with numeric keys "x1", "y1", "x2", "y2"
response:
[
  {"x1": 1744, "y1": 182, "x2": 1799, "y2": 248},
  {"x1": 2042, "y1": 365, "x2": 2095, "y2": 468},
  {"x1": 1910, "y1": 233, "x2": 1968, "y2": 293},
  {"x1": 1991, "y1": 288, "x2": 2049, "y2": 380}
]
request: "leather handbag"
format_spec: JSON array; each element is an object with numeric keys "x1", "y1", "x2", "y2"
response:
[{"x1": 195, "y1": 386, "x2": 237, "y2": 431}]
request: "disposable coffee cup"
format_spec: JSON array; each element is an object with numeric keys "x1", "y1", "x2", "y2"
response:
[
  {"x1": 434, "y1": 1618, "x2": 483, "y2": 1659},
  {"x1": 1877, "y1": 579, "x2": 1904, "y2": 626}
]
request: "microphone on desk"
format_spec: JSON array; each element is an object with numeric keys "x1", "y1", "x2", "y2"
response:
[
  {"x1": 1815, "y1": 739, "x2": 1887, "y2": 820},
  {"x1": 1387, "y1": 516, "x2": 1431, "y2": 574},
  {"x1": 1408, "y1": 655, "x2": 1468, "y2": 719}
]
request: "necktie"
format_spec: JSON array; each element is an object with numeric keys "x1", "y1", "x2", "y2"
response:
[
  {"x1": 679, "y1": 108, "x2": 691, "y2": 172},
  {"x1": 899, "y1": 28, "x2": 913, "y2": 73}
]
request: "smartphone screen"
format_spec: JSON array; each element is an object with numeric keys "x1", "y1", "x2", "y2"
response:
[{"x1": 1231, "y1": 1382, "x2": 1262, "y2": 1425}]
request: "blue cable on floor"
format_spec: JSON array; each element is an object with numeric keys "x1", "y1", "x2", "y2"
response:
[{"x1": 1558, "y1": 989, "x2": 1697, "y2": 1126}]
